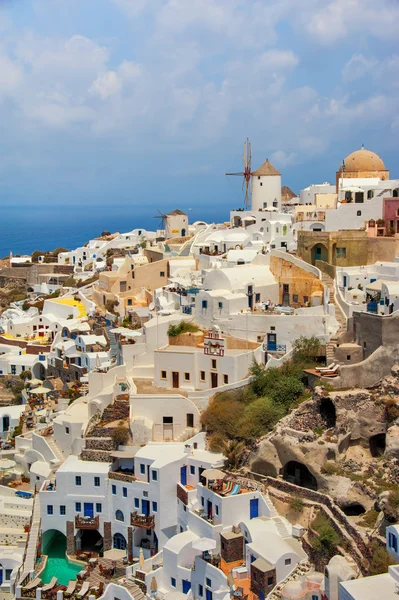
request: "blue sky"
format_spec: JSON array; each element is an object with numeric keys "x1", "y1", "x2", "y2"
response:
[{"x1": 0, "y1": 0, "x2": 398, "y2": 216}]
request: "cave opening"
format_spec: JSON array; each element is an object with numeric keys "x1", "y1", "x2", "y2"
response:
[
  {"x1": 283, "y1": 461, "x2": 318, "y2": 491},
  {"x1": 320, "y1": 397, "x2": 336, "y2": 429},
  {"x1": 341, "y1": 503, "x2": 366, "y2": 516}
]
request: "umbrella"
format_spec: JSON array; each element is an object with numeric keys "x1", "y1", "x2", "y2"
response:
[
  {"x1": 227, "y1": 571, "x2": 235, "y2": 588},
  {"x1": 191, "y1": 538, "x2": 217, "y2": 552},
  {"x1": 200, "y1": 469, "x2": 225, "y2": 481},
  {"x1": 0, "y1": 458, "x2": 16, "y2": 484},
  {"x1": 103, "y1": 548, "x2": 126, "y2": 561},
  {"x1": 139, "y1": 547, "x2": 145, "y2": 569},
  {"x1": 150, "y1": 577, "x2": 158, "y2": 593}
]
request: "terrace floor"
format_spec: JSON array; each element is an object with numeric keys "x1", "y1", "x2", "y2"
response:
[{"x1": 220, "y1": 559, "x2": 255, "y2": 600}]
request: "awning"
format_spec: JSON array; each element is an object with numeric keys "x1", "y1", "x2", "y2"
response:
[
  {"x1": 200, "y1": 468, "x2": 226, "y2": 481},
  {"x1": 366, "y1": 280, "x2": 383, "y2": 292}
]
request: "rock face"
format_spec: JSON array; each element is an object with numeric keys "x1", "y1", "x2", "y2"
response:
[{"x1": 248, "y1": 371, "x2": 399, "y2": 509}]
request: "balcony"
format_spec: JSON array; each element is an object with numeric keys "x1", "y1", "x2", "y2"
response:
[
  {"x1": 75, "y1": 515, "x2": 99, "y2": 530},
  {"x1": 131, "y1": 512, "x2": 155, "y2": 529},
  {"x1": 109, "y1": 470, "x2": 136, "y2": 483}
]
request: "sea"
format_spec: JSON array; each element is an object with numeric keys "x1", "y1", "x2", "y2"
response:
[{"x1": 0, "y1": 204, "x2": 225, "y2": 257}]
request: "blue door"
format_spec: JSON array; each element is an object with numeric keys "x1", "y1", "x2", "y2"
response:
[
  {"x1": 0, "y1": 570, "x2": 3, "y2": 585},
  {"x1": 142, "y1": 500, "x2": 150, "y2": 516},
  {"x1": 84, "y1": 503, "x2": 94, "y2": 518},
  {"x1": 182, "y1": 581, "x2": 191, "y2": 594},
  {"x1": 343, "y1": 276, "x2": 347, "y2": 287},
  {"x1": 180, "y1": 465, "x2": 187, "y2": 485},
  {"x1": 206, "y1": 590, "x2": 212, "y2": 600},
  {"x1": 267, "y1": 334, "x2": 277, "y2": 351},
  {"x1": 250, "y1": 499, "x2": 259, "y2": 519}
]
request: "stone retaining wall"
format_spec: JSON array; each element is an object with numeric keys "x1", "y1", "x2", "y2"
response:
[
  {"x1": 85, "y1": 437, "x2": 116, "y2": 451},
  {"x1": 80, "y1": 449, "x2": 112, "y2": 462}
]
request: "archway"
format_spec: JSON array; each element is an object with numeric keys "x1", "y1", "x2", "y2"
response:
[
  {"x1": 369, "y1": 433, "x2": 386, "y2": 457},
  {"x1": 113, "y1": 533, "x2": 127, "y2": 550},
  {"x1": 320, "y1": 398, "x2": 336, "y2": 429},
  {"x1": 283, "y1": 461, "x2": 318, "y2": 490},
  {"x1": 341, "y1": 503, "x2": 366, "y2": 516},
  {"x1": 79, "y1": 530, "x2": 103, "y2": 553},
  {"x1": 42, "y1": 529, "x2": 66, "y2": 556},
  {"x1": 311, "y1": 243, "x2": 328, "y2": 266},
  {"x1": 32, "y1": 362, "x2": 46, "y2": 381}
]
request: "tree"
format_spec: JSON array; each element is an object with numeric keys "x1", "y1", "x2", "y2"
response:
[
  {"x1": 368, "y1": 540, "x2": 395, "y2": 575},
  {"x1": 240, "y1": 397, "x2": 284, "y2": 440},
  {"x1": 201, "y1": 398, "x2": 245, "y2": 440},
  {"x1": 269, "y1": 376, "x2": 304, "y2": 407},
  {"x1": 223, "y1": 440, "x2": 246, "y2": 470},
  {"x1": 19, "y1": 370, "x2": 32, "y2": 381},
  {"x1": 292, "y1": 336, "x2": 321, "y2": 365}
]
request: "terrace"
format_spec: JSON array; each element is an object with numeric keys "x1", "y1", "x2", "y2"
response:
[
  {"x1": 130, "y1": 512, "x2": 155, "y2": 529},
  {"x1": 75, "y1": 515, "x2": 100, "y2": 530}
]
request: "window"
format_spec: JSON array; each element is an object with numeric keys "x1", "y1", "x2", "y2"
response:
[
  {"x1": 268, "y1": 577, "x2": 273, "y2": 586},
  {"x1": 160, "y1": 271, "x2": 165, "y2": 277},
  {"x1": 152, "y1": 470, "x2": 158, "y2": 481},
  {"x1": 11, "y1": 365, "x2": 16, "y2": 375},
  {"x1": 140, "y1": 464, "x2": 146, "y2": 474},
  {"x1": 211, "y1": 359, "x2": 217, "y2": 369},
  {"x1": 47, "y1": 505, "x2": 53, "y2": 515},
  {"x1": 202, "y1": 300, "x2": 208, "y2": 309},
  {"x1": 293, "y1": 294, "x2": 298, "y2": 303},
  {"x1": 75, "y1": 476, "x2": 81, "y2": 486},
  {"x1": 283, "y1": 284, "x2": 289, "y2": 293},
  {"x1": 357, "y1": 210, "x2": 362, "y2": 216},
  {"x1": 112, "y1": 484, "x2": 116, "y2": 495},
  {"x1": 143, "y1": 491, "x2": 149, "y2": 497},
  {"x1": 65, "y1": 426, "x2": 70, "y2": 434},
  {"x1": 215, "y1": 505, "x2": 219, "y2": 515},
  {"x1": 303, "y1": 296, "x2": 309, "y2": 303},
  {"x1": 312, "y1": 596, "x2": 318, "y2": 600},
  {"x1": 223, "y1": 374, "x2": 229, "y2": 384},
  {"x1": 171, "y1": 578, "x2": 176, "y2": 588},
  {"x1": 134, "y1": 498, "x2": 139, "y2": 508},
  {"x1": 120, "y1": 281, "x2": 127, "y2": 293},
  {"x1": 201, "y1": 497, "x2": 204, "y2": 506},
  {"x1": 187, "y1": 413, "x2": 194, "y2": 428},
  {"x1": 75, "y1": 502, "x2": 81, "y2": 512},
  {"x1": 190, "y1": 465, "x2": 195, "y2": 475},
  {"x1": 285, "y1": 558, "x2": 291, "y2": 566},
  {"x1": 260, "y1": 182, "x2": 263, "y2": 186},
  {"x1": 346, "y1": 355, "x2": 351, "y2": 361},
  {"x1": 94, "y1": 477, "x2": 100, "y2": 487},
  {"x1": 200, "y1": 370, "x2": 205, "y2": 382},
  {"x1": 183, "y1": 504, "x2": 187, "y2": 512},
  {"x1": 152, "y1": 501, "x2": 158, "y2": 512},
  {"x1": 255, "y1": 293, "x2": 260, "y2": 303},
  {"x1": 218, "y1": 301, "x2": 223, "y2": 309},
  {"x1": 115, "y1": 510, "x2": 124, "y2": 522},
  {"x1": 60, "y1": 505, "x2": 66, "y2": 515},
  {"x1": 123, "y1": 487, "x2": 127, "y2": 497},
  {"x1": 5, "y1": 569, "x2": 12, "y2": 581},
  {"x1": 161, "y1": 370, "x2": 167, "y2": 380},
  {"x1": 127, "y1": 299, "x2": 132, "y2": 306},
  {"x1": 336, "y1": 247, "x2": 346, "y2": 258},
  {"x1": 96, "y1": 503, "x2": 102, "y2": 513},
  {"x1": 206, "y1": 578, "x2": 212, "y2": 588},
  {"x1": 184, "y1": 372, "x2": 190, "y2": 381},
  {"x1": 367, "y1": 190, "x2": 374, "y2": 199},
  {"x1": 198, "y1": 584, "x2": 204, "y2": 597}
]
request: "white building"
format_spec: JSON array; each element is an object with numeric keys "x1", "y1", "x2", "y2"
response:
[
  {"x1": 339, "y1": 564, "x2": 399, "y2": 600},
  {"x1": 387, "y1": 525, "x2": 399, "y2": 562},
  {"x1": 251, "y1": 159, "x2": 282, "y2": 212},
  {"x1": 0, "y1": 405, "x2": 25, "y2": 439}
]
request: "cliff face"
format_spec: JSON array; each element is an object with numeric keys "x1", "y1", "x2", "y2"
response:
[
  {"x1": 247, "y1": 368, "x2": 399, "y2": 514},
  {"x1": 0, "y1": 277, "x2": 27, "y2": 308}
]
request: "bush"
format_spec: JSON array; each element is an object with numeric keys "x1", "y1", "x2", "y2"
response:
[
  {"x1": 289, "y1": 495, "x2": 304, "y2": 512},
  {"x1": 321, "y1": 461, "x2": 338, "y2": 475},
  {"x1": 19, "y1": 370, "x2": 32, "y2": 381},
  {"x1": 101, "y1": 231, "x2": 111, "y2": 237},
  {"x1": 368, "y1": 540, "x2": 395, "y2": 575},
  {"x1": 269, "y1": 376, "x2": 304, "y2": 407},
  {"x1": 208, "y1": 432, "x2": 228, "y2": 452},
  {"x1": 63, "y1": 276, "x2": 77, "y2": 288},
  {"x1": 240, "y1": 397, "x2": 284, "y2": 440},
  {"x1": 201, "y1": 398, "x2": 245, "y2": 440},
  {"x1": 167, "y1": 321, "x2": 200, "y2": 337},
  {"x1": 384, "y1": 489, "x2": 399, "y2": 522},
  {"x1": 111, "y1": 426, "x2": 130, "y2": 447},
  {"x1": 311, "y1": 513, "x2": 341, "y2": 555}
]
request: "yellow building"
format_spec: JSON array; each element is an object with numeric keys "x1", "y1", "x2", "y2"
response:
[{"x1": 336, "y1": 146, "x2": 390, "y2": 190}]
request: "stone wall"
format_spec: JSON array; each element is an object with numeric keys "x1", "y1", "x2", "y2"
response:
[
  {"x1": 220, "y1": 532, "x2": 244, "y2": 563},
  {"x1": 103, "y1": 522, "x2": 112, "y2": 551},
  {"x1": 66, "y1": 521, "x2": 75, "y2": 555},
  {"x1": 250, "y1": 562, "x2": 276, "y2": 598},
  {"x1": 85, "y1": 437, "x2": 116, "y2": 451},
  {"x1": 176, "y1": 484, "x2": 188, "y2": 506},
  {"x1": 80, "y1": 449, "x2": 113, "y2": 462},
  {"x1": 270, "y1": 254, "x2": 324, "y2": 306}
]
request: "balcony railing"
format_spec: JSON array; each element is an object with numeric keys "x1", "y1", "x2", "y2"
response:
[
  {"x1": 131, "y1": 512, "x2": 155, "y2": 529},
  {"x1": 75, "y1": 515, "x2": 99, "y2": 530}
]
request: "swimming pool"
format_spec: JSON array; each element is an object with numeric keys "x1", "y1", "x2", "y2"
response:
[{"x1": 40, "y1": 531, "x2": 82, "y2": 586}]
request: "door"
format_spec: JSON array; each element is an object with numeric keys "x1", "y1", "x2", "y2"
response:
[
  {"x1": 250, "y1": 499, "x2": 259, "y2": 519},
  {"x1": 267, "y1": 334, "x2": 277, "y2": 351},
  {"x1": 182, "y1": 580, "x2": 191, "y2": 594},
  {"x1": 207, "y1": 500, "x2": 212, "y2": 519},
  {"x1": 84, "y1": 503, "x2": 94, "y2": 518},
  {"x1": 343, "y1": 276, "x2": 347, "y2": 287},
  {"x1": 0, "y1": 570, "x2": 3, "y2": 585},
  {"x1": 199, "y1": 467, "x2": 206, "y2": 485},
  {"x1": 172, "y1": 372, "x2": 179, "y2": 388},
  {"x1": 142, "y1": 500, "x2": 150, "y2": 516},
  {"x1": 181, "y1": 229, "x2": 186, "y2": 237},
  {"x1": 211, "y1": 373, "x2": 218, "y2": 388},
  {"x1": 206, "y1": 590, "x2": 213, "y2": 600},
  {"x1": 2, "y1": 416, "x2": 9, "y2": 432},
  {"x1": 180, "y1": 466, "x2": 187, "y2": 486},
  {"x1": 163, "y1": 417, "x2": 173, "y2": 440}
]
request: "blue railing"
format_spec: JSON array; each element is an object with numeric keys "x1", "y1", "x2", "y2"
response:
[{"x1": 182, "y1": 306, "x2": 192, "y2": 314}]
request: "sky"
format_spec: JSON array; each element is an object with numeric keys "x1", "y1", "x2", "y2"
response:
[{"x1": 0, "y1": 0, "x2": 398, "y2": 216}]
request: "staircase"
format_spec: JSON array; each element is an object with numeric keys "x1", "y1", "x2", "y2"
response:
[
  {"x1": 272, "y1": 516, "x2": 291, "y2": 539},
  {"x1": 263, "y1": 492, "x2": 278, "y2": 518},
  {"x1": 321, "y1": 272, "x2": 347, "y2": 364},
  {"x1": 125, "y1": 579, "x2": 146, "y2": 600},
  {"x1": 107, "y1": 326, "x2": 119, "y2": 362},
  {"x1": 46, "y1": 436, "x2": 65, "y2": 466},
  {"x1": 101, "y1": 399, "x2": 130, "y2": 424}
]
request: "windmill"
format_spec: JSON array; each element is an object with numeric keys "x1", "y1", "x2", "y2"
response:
[
  {"x1": 154, "y1": 209, "x2": 168, "y2": 235},
  {"x1": 226, "y1": 138, "x2": 253, "y2": 209}
]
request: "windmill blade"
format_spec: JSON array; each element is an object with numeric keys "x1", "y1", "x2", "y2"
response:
[
  {"x1": 247, "y1": 140, "x2": 252, "y2": 171},
  {"x1": 243, "y1": 139, "x2": 248, "y2": 169},
  {"x1": 225, "y1": 172, "x2": 244, "y2": 176}
]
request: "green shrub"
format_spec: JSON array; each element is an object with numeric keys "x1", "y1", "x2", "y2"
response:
[
  {"x1": 240, "y1": 397, "x2": 284, "y2": 440},
  {"x1": 167, "y1": 321, "x2": 200, "y2": 337},
  {"x1": 289, "y1": 495, "x2": 304, "y2": 512},
  {"x1": 311, "y1": 513, "x2": 341, "y2": 555},
  {"x1": 19, "y1": 370, "x2": 32, "y2": 381},
  {"x1": 208, "y1": 432, "x2": 227, "y2": 452},
  {"x1": 292, "y1": 336, "x2": 321, "y2": 364},
  {"x1": 368, "y1": 540, "x2": 395, "y2": 575},
  {"x1": 358, "y1": 509, "x2": 379, "y2": 528}
]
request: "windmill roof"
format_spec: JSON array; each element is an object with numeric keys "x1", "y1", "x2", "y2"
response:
[
  {"x1": 252, "y1": 159, "x2": 280, "y2": 177},
  {"x1": 167, "y1": 209, "x2": 187, "y2": 216}
]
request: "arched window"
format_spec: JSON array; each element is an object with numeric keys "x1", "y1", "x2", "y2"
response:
[
  {"x1": 115, "y1": 510, "x2": 124, "y2": 522},
  {"x1": 113, "y1": 533, "x2": 126, "y2": 550}
]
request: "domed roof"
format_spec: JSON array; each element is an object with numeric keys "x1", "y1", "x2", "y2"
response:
[{"x1": 342, "y1": 147, "x2": 386, "y2": 172}]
